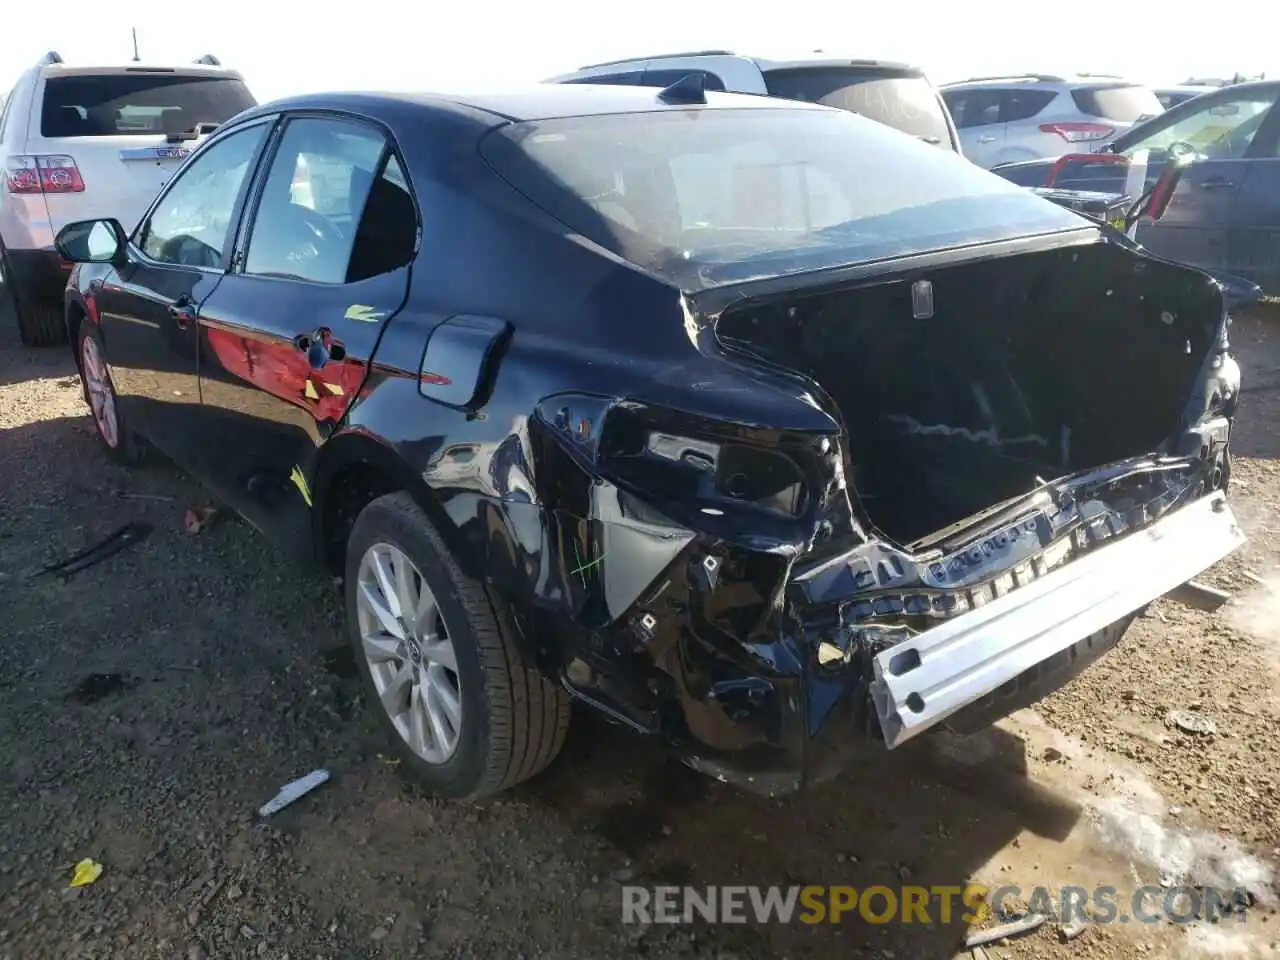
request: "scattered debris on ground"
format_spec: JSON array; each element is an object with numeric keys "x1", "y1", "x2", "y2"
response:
[
  {"x1": 183, "y1": 505, "x2": 219, "y2": 535},
  {"x1": 32, "y1": 520, "x2": 152, "y2": 578},
  {"x1": 259, "y1": 769, "x2": 332, "y2": 817}
]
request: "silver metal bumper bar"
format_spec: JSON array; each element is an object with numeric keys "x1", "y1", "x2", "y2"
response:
[{"x1": 870, "y1": 492, "x2": 1245, "y2": 749}]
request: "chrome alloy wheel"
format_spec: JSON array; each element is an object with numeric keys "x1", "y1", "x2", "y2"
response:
[
  {"x1": 80, "y1": 334, "x2": 119, "y2": 449},
  {"x1": 356, "y1": 542, "x2": 462, "y2": 763}
]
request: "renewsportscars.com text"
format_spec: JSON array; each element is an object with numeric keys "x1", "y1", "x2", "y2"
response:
[{"x1": 621, "y1": 884, "x2": 1253, "y2": 925}]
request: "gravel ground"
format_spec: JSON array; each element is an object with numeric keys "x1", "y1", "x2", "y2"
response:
[{"x1": 2, "y1": 285, "x2": 1279, "y2": 960}]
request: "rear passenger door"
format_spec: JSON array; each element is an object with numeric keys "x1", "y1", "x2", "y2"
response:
[
  {"x1": 194, "y1": 113, "x2": 418, "y2": 556},
  {"x1": 944, "y1": 89, "x2": 1006, "y2": 166}
]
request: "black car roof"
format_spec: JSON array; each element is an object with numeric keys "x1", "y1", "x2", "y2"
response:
[{"x1": 235, "y1": 84, "x2": 830, "y2": 128}]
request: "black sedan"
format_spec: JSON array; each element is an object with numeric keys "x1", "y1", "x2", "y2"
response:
[
  {"x1": 55, "y1": 81, "x2": 1245, "y2": 800},
  {"x1": 991, "y1": 79, "x2": 1280, "y2": 294}
]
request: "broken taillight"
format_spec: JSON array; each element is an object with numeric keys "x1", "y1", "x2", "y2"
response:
[{"x1": 541, "y1": 396, "x2": 820, "y2": 521}]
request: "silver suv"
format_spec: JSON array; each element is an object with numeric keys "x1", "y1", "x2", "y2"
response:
[
  {"x1": 546, "y1": 51, "x2": 961, "y2": 153},
  {"x1": 940, "y1": 74, "x2": 1163, "y2": 169}
]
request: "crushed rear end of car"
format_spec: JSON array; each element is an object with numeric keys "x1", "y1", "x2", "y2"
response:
[
  {"x1": 480, "y1": 101, "x2": 1246, "y2": 794},
  {"x1": 528, "y1": 235, "x2": 1246, "y2": 796}
]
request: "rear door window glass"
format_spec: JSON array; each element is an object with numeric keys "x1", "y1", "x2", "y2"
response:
[
  {"x1": 562, "y1": 72, "x2": 644, "y2": 86},
  {"x1": 1122, "y1": 92, "x2": 1278, "y2": 160},
  {"x1": 639, "y1": 69, "x2": 727, "y2": 91},
  {"x1": 41, "y1": 74, "x2": 256, "y2": 138},
  {"x1": 346, "y1": 154, "x2": 418, "y2": 282},
  {"x1": 945, "y1": 89, "x2": 1003, "y2": 128},
  {"x1": 244, "y1": 117, "x2": 406, "y2": 284},
  {"x1": 1070, "y1": 84, "x2": 1163, "y2": 122},
  {"x1": 763, "y1": 67, "x2": 953, "y2": 147},
  {"x1": 1000, "y1": 89, "x2": 1057, "y2": 123}
]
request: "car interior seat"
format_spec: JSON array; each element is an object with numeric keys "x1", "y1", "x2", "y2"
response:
[
  {"x1": 57, "y1": 106, "x2": 95, "y2": 136},
  {"x1": 346, "y1": 162, "x2": 418, "y2": 282}
]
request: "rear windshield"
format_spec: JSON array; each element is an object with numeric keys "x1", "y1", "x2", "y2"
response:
[
  {"x1": 41, "y1": 74, "x2": 256, "y2": 138},
  {"x1": 1070, "y1": 84, "x2": 1163, "y2": 122},
  {"x1": 763, "y1": 67, "x2": 954, "y2": 148},
  {"x1": 481, "y1": 107, "x2": 1088, "y2": 291}
]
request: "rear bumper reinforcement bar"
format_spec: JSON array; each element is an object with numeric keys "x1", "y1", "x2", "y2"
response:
[{"x1": 870, "y1": 491, "x2": 1244, "y2": 749}]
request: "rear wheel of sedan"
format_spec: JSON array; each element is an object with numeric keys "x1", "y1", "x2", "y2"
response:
[
  {"x1": 345, "y1": 492, "x2": 571, "y2": 800},
  {"x1": 77, "y1": 323, "x2": 145, "y2": 464}
]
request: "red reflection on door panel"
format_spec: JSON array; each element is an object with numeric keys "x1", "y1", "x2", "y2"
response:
[{"x1": 205, "y1": 327, "x2": 370, "y2": 423}]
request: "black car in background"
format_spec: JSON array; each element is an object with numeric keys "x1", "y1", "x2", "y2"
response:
[
  {"x1": 54, "y1": 84, "x2": 1244, "y2": 800},
  {"x1": 992, "y1": 79, "x2": 1280, "y2": 293}
]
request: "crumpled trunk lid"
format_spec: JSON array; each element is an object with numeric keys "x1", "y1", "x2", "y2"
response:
[{"x1": 706, "y1": 235, "x2": 1245, "y2": 747}]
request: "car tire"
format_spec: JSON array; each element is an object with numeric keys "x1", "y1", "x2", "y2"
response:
[
  {"x1": 345, "y1": 491, "x2": 571, "y2": 800},
  {"x1": 76, "y1": 322, "x2": 145, "y2": 464},
  {"x1": 0, "y1": 245, "x2": 66, "y2": 348}
]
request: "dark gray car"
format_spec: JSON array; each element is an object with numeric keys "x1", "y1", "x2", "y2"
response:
[{"x1": 991, "y1": 79, "x2": 1280, "y2": 292}]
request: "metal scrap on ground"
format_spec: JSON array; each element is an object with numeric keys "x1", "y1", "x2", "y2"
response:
[
  {"x1": 258, "y1": 769, "x2": 331, "y2": 817},
  {"x1": 31, "y1": 521, "x2": 152, "y2": 579},
  {"x1": 963, "y1": 913, "x2": 1049, "y2": 948},
  {"x1": 1167, "y1": 709, "x2": 1219, "y2": 736}
]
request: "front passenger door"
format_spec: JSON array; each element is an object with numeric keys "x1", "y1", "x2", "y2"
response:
[{"x1": 195, "y1": 115, "x2": 419, "y2": 556}]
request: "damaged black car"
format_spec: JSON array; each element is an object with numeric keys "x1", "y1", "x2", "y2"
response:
[{"x1": 55, "y1": 81, "x2": 1245, "y2": 800}]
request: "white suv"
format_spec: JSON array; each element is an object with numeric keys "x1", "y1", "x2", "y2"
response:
[
  {"x1": 0, "y1": 51, "x2": 256, "y2": 345},
  {"x1": 546, "y1": 51, "x2": 961, "y2": 153},
  {"x1": 940, "y1": 74, "x2": 1164, "y2": 169}
]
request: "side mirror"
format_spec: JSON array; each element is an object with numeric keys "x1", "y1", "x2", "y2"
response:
[{"x1": 55, "y1": 218, "x2": 127, "y2": 264}]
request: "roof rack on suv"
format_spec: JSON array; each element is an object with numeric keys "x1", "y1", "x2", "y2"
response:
[
  {"x1": 192, "y1": 54, "x2": 222, "y2": 66},
  {"x1": 951, "y1": 73, "x2": 1067, "y2": 84},
  {"x1": 37, "y1": 51, "x2": 64, "y2": 67},
  {"x1": 577, "y1": 50, "x2": 735, "y2": 71}
]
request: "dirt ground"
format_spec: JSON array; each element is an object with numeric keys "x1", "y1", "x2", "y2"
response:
[{"x1": 2, "y1": 285, "x2": 1279, "y2": 960}]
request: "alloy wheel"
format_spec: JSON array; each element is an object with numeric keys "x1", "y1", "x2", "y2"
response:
[
  {"x1": 355, "y1": 542, "x2": 463, "y2": 764},
  {"x1": 80, "y1": 334, "x2": 119, "y2": 449}
]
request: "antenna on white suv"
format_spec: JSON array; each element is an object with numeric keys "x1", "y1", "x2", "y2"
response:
[{"x1": 131, "y1": 27, "x2": 140, "y2": 62}]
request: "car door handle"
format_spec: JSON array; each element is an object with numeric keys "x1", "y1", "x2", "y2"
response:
[
  {"x1": 1200, "y1": 177, "x2": 1235, "y2": 189},
  {"x1": 977, "y1": 135, "x2": 998, "y2": 143},
  {"x1": 168, "y1": 296, "x2": 196, "y2": 329},
  {"x1": 293, "y1": 328, "x2": 346, "y2": 368}
]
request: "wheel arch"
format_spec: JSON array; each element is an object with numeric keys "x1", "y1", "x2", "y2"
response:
[{"x1": 311, "y1": 430, "x2": 480, "y2": 581}]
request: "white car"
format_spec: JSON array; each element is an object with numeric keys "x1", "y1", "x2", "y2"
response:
[
  {"x1": 546, "y1": 51, "x2": 962, "y2": 153},
  {"x1": 940, "y1": 74, "x2": 1164, "y2": 169},
  {"x1": 0, "y1": 51, "x2": 256, "y2": 345}
]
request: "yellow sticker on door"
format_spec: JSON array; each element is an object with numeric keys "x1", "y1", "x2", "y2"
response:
[
  {"x1": 344, "y1": 304, "x2": 384, "y2": 323},
  {"x1": 290, "y1": 466, "x2": 313, "y2": 507}
]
